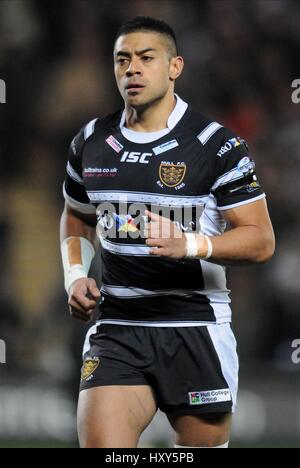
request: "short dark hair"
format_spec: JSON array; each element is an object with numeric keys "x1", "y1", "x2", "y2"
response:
[{"x1": 114, "y1": 16, "x2": 179, "y2": 58}]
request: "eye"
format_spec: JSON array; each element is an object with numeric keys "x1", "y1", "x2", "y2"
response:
[
  {"x1": 142, "y1": 56, "x2": 153, "y2": 62},
  {"x1": 117, "y1": 58, "x2": 128, "y2": 65}
]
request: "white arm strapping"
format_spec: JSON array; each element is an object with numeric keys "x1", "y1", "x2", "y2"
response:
[
  {"x1": 61, "y1": 237, "x2": 96, "y2": 293},
  {"x1": 184, "y1": 233, "x2": 213, "y2": 260},
  {"x1": 184, "y1": 233, "x2": 199, "y2": 258}
]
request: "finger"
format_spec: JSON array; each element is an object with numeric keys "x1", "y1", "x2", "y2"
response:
[
  {"x1": 151, "y1": 248, "x2": 171, "y2": 257},
  {"x1": 144, "y1": 224, "x2": 152, "y2": 234},
  {"x1": 68, "y1": 297, "x2": 88, "y2": 314},
  {"x1": 71, "y1": 304, "x2": 95, "y2": 320},
  {"x1": 145, "y1": 210, "x2": 162, "y2": 223},
  {"x1": 69, "y1": 306, "x2": 90, "y2": 322},
  {"x1": 149, "y1": 247, "x2": 167, "y2": 256},
  {"x1": 146, "y1": 223, "x2": 174, "y2": 240},
  {"x1": 77, "y1": 291, "x2": 97, "y2": 310},
  {"x1": 145, "y1": 223, "x2": 170, "y2": 237},
  {"x1": 145, "y1": 228, "x2": 161, "y2": 239},
  {"x1": 145, "y1": 222, "x2": 162, "y2": 231},
  {"x1": 146, "y1": 238, "x2": 166, "y2": 248},
  {"x1": 73, "y1": 294, "x2": 97, "y2": 311},
  {"x1": 84, "y1": 309, "x2": 96, "y2": 320},
  {"x1": 70, "y1": 310, "x2": 88, "y2": 322},
  {"x1": 69, "y1": 299, "x2": 96, "y2": 321},
  {"x1": 145, "y1": 211, "x2": 173, "y2": 225},
  {"x1": 87, "y1": 283, "x2": 101, "y2": 301}
]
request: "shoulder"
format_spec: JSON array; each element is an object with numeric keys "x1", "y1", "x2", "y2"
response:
[
  {"x1": 70, "y1": 109, "x2": 122, "y2": 156},
  {"x1": 187, "y1": 109, "x2": 247, "y2": 156},
  {"x1": 187, "y1": 109, "x2": 228, "y2": 144},
  {"x1": 93, "y1": 109, "x2": 123, "y2": 137}
]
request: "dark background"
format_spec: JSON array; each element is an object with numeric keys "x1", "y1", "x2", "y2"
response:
[{"x1": 0, "y1": 0, "x2": 300, "y2": 447}]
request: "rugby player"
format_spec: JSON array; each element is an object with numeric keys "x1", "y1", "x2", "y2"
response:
[{"x1": 60, "y1": 16, "x2": 275, "y2": 448}]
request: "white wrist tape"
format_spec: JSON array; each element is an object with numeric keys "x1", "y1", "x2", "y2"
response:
[
  {"x1": 203, "y1": 235, "x2": 213, "y2": 260},
  {"x1": 185, "y1": 233, "x2": 199, "y2": 258},
  {"x1": 184, "y1": 233, "x2": 213, "y2": 259},
  {"x1": 61, "y1": 237, "x2": 95, "y2": 293}
]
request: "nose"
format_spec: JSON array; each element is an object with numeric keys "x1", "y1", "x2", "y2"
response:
[{"x1": 126, "y1": 58, "x2": 141, "y2": 77}]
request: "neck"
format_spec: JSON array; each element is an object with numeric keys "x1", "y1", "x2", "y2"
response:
[{"x1": 124, "y1": 91, "x2": 176, "y2": 132}]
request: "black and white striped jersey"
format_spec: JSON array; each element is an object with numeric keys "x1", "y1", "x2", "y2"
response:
[{"x1": 63, "y1": 95, "x2": 265, "y2": 326}]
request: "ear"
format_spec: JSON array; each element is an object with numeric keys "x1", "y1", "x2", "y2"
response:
[{"x1": 169, "y1": 56, "x2": 184, "y2": 82}]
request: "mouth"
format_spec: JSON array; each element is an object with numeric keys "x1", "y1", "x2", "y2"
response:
[{"x1": 126, "y1": 84, "x2": 145, "y2": 93}]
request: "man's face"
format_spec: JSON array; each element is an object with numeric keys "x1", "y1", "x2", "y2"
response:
[{"x1": 114, "y1": 32, "x2": 176, "y2": 108}]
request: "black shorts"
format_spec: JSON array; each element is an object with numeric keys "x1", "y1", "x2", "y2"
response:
[{"x1": 80, "y1": 323, "x2": 239, "y2": 416}]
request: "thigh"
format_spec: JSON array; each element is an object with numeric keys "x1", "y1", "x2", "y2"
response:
[
  {"x1": 167, "y1": 412, "x2": 232, "y2": 447},
  {"x1": 78, "y1": 385, "x2": 157, "y2": 448}
]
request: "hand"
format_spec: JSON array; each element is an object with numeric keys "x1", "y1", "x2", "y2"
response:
[
  {"x1": 68, "y1": 278, "x2": 101, "y2": 322},
  {"x1": 144, "y1": 210, "x2": 187, "y2": 260}
]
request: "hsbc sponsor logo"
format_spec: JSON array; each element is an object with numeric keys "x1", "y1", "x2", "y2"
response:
[{"x1": 120, "y1": 151, "x2": 153, "y2": 164}]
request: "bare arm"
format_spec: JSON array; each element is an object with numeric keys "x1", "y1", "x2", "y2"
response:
[
  {"x1": 60, "y1": 202, "x2": 99, "y2": 248},
  {"x1": 207, "y1": 198, "x2": 276, "y2": 266},
  {"x1": 60, "y1": 202, "x2": 101, "y2": 322},
  {"x1": 145, "y1": 199, "x2": 275, "y2": 266}
]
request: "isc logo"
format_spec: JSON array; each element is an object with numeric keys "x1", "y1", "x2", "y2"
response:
[{"x1": 120, "y1": 151, "x2": 152, "y2": 164}]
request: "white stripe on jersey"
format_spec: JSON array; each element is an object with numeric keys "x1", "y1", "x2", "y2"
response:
[
  {"x1": 200, "y1": 193, "x2": 227, "y2": 236},
  {"x1": 199, "y1": 194, "x2": 232, "y2": 323},
  {"x1": 84, "y1": 118, "x2": 98, "y2": 141},
  {"x1": 217, "y1": 193, "x2": 266, "y2": 211},
  {"x1": 100, "y1": 284, "x2": 201, "y2": 299},
  {"x1": 87, "y1": 190, "x2": 209, "y2": 207},
  {"x1": 87, "y1": 319, "x2": 229, "y2": 329},
  {"x1": 100, "y1": 282, "x2": 232, "y2": 323},
  {"x1": 200, "y1": 261, "x2": 231, "y2": 301},
  {"x1": 67, "y1": 161, "x2": 84, "y2": 184},
  {"x1": 197, "y1": 122, "x2": 223, "y2": 145},
  {"x1": 212, "y1": 167, "x2": 245, "y2": 191},
  {"x1": 100, "y1": 238, "x2": 150, "y2": 256}
]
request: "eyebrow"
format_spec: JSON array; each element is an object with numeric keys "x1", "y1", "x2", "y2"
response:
[{"x1": 115, "y1": 48, "x2": 157, "y2": 58}]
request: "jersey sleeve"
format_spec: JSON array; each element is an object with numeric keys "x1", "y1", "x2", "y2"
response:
[
  {"x1": 63, "y1": 126, "x2": 96, "y2": 214},
  {"x1": 210, "y1": 128, "x2": 266, "y2": 210}
]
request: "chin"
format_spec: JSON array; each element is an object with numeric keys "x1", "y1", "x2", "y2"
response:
[{"x1": 126, "y1": 95, "x2": 149, "y2": 108}]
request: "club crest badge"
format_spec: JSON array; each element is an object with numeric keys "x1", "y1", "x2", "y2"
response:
[
  {"x1": 159, "y1": 163, "x2": 187, "y2": 188},
  {"x1": 81, "y1": 357, "x2": 101, "y2": 381}
]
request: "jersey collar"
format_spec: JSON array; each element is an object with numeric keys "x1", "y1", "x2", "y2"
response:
[{"x1": 119, "y1": 94, "x2": 188, "y2": 144}]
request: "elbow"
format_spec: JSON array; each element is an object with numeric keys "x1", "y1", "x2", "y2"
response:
[{"x1": 253, "y1": 232, "x2": 276, "y2": 264}]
